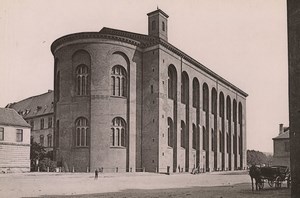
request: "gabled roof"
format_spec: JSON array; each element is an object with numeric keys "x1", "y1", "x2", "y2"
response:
[
  {"x1": 273, "y1": 128, "x2": 290, "y2": 140},
  {"x1": 6, "y1": 90, "x2": 54, "y2": 119},
  {"x1": 0, "y1": 108, "x2": 30, "y2": 128}
]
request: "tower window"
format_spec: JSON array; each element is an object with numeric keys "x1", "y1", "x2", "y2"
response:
[
  {"x1": 162, "y1": 21, "x2": 165, "y2": 31},
  {"x1": 152, "y1": 20, "x2": 156, "y2": 30}
]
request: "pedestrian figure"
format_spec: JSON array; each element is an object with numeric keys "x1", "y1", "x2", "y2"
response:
[
  {"x1": 178, "y1": 165, "x2": 180, "y2": 173},
  {"x1": 94, "y1": 169, "x2": 98, "y2": 179}
]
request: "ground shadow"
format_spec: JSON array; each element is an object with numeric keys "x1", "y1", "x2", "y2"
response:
[{"x1": 24, "y1": 183, "x2": 291, "y2": 198}]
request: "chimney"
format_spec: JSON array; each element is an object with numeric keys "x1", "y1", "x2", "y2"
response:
[{"x1": 279, "y1": 124, "x2": 284, "y2": 135}]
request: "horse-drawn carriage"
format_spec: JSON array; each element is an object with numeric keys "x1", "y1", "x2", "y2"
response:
[{"x1": 249, "y1": 165, "x2": 291, "y2": 190}]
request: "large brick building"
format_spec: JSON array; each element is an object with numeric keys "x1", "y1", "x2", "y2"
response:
[{"x1": 51, "y1": 9, "x2": 247, "y2": 173}]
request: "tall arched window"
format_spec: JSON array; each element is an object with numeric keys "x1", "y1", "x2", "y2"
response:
[
  {"x1": 168, "y1": 65, "x2": 177, "y2": 100},
  {"x1": 211, "y1": 88, "x2": 217, "y2": 115},
  {"x1": 162, "y1": 21, "x2": 165, "y2": 31},
  {"x1": 111, "y1": 117, "x2": 126, "y2": 147},
  {"x1": 202, "y1": 126, "x2": 206, "y2": 150},
  {"x1": 111, "y1": 66, "x2": 127, "y2": 97},
  {"x1": 219, "y1": 92, "x2": 224, "y2": 117},
  {"x1": 203, "y1": 83, "x2": 209, "y2": 112},
  {"x1": 181, "y1": 121, "x2": 185, "y2": 148},
  {"x1": 192, "y1": 78, "x2": 200, "y2": 108},
  {"x1": 181, "y1": 72, "x2": 189, "y2": 104},
  {"x1": 167, "y1": 118, "x2": 173, "y2": 147},
  {"x1": 76, "y1": 65, "x2": 89, "y2": 96},
  {"x1": 192, "y1": 124, "x2": 197, "y2": 149},
  {"x1": 75, "y1": 117, "x2": 89, "y2": 147}
]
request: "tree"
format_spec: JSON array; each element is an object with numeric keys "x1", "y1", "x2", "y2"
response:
[
  {"x1": 30, "y1": 141, "x2": 46, "y2": 171},
  {"x1": 247, "y1": 150, "x2": 270, "y2": 166}
]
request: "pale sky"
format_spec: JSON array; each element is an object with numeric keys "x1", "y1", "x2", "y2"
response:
[{"x1": 0, "y1": 0, "x2": 288, "y2": 153}]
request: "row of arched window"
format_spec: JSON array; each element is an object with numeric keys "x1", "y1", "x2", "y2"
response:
[
  {"x1": 55, "y1": 62, "x2": 127, "y2": 99},
  {"x1": 167, "y1": 118, "x2": 242, "y2": 152},
  {"x1": 168, "y1": 65, "x2": 243, "y2": 119},
  {"x1": 74, "y1": 117, "x2": 126, "y2": 148}
]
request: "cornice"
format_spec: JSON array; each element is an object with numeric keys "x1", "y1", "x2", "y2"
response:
[{"x1": 51, "y1": 28, "x2": 248, "y2": 97}]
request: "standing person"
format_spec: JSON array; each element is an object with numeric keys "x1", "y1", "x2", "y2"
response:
[{"x1": 94, "y1": 169, "x2": 99, "y2": 180}]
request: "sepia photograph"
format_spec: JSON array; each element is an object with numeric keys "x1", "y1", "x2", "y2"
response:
[{"x1": 1, "y1": 0, "x2": 299, "y2": 197}]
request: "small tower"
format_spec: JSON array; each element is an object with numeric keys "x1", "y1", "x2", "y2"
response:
[{"x1": 147, "y1": 8, "x2": 169, "y2": 41}]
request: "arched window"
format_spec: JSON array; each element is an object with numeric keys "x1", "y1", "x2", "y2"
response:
[
  {"x1": 111, "y1": 117, "x2": 126, "y2": 147},
  {"x1": 211, "y1": 88, "x2": 217, "y2": 115},
  {"x1": 211, "y1": 129, "x2": 214, "y2": 151},
  {"x1": 75, "y1": 117, "x2": 89, "y2": 147},
  {"x1": 111, "y1": 66, "x2": 127, "y2": 97},
  {"x1": 192, "y1": 124, "x2": 197, "y2": 149},
  {"x1": 192, "y1": 78, "x2": 200, "y2": 108},
  {"x1": 181, "y1": 72, "x2": 189, "y2": 104},
  {"x1": 181, "y1": 121, "x2": 185, "y2": 148},
  {"x1": 162, "y1": 21, "x2": 165, "y2": 31},
  {"x1": 202, "y1": 126, "x2": 206, "y2": 150},
  {"x1": 167, "y1": 118, "x2": 173, "y2": 147},
  {"x1": 168, "y1": 65, "x2": 177, "y2": 100},
  {"x1": 76, "y1": 65, "x2": 89, "y2": 96},
  {"x1": 219, "y1": 92, "x2": 224, "y2": 117},
  {"x1": 203, "y1": 83, "x2": 209, "y2": 112}
]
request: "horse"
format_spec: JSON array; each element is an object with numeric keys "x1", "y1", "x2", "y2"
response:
[{"x1": 249, "y1": 165, "x2": 263, "y2": 191}]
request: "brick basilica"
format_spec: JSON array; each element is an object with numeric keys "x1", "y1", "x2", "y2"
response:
[{"x1": 51, "y1": 9, "x2": 247, "y2": 173}]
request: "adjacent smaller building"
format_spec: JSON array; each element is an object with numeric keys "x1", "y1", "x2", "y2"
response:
[
  {"x1": 6, "y1": 90, "x2": 54, "y2": 152},
  {"x1": 272, "y1": 124, "x2": 290, "y2": 168},
  {"x1": 0, "y1": 108, "x2": 31, "y2": 173}
]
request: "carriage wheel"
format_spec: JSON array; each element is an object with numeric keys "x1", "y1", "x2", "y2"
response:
[
  {"x1": 258, "y1": 181, "x2": 264, "y2": 190},
  {"x1": 268, "y1": 180, "x2": 274, "y2": 187},
  {"x1": 287, "y1": 175, "x2": 291, "y2": 189},
  {"x1": 275, "y1": 176, "x2": 281, "y2": 188}
]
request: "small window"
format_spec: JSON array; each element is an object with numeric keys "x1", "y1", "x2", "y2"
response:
[
  {"x1": 40, "y1": 135, "x2": 44, "y2": 146},
  {"x1": 48, "y1": 117, "x2": 52, "y2": 128},
  {"x1": 152, "y1": 20, "x2": 156, "y2": 30},
  {"x1": 16, "y1": 129, "x2": 23, "y2": 142},
  {"x1": 0, "y1": 127, "x2": 4, "y2": 141},
  {"x1": 47, "y1": 134, "x2": 52, "y2": 147},
  {"x1": 30, "y1": 120, "x2": 34, "y2": 130},
  {"x1": 162, "y1": 21, "x2": 165, "y2": 31},
  {"x1": 40, "y1": 118, "x2": 44, "y2": 129},
  {"x1": 151, "y1": 85, "x2": 153, "y2": 93}
]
